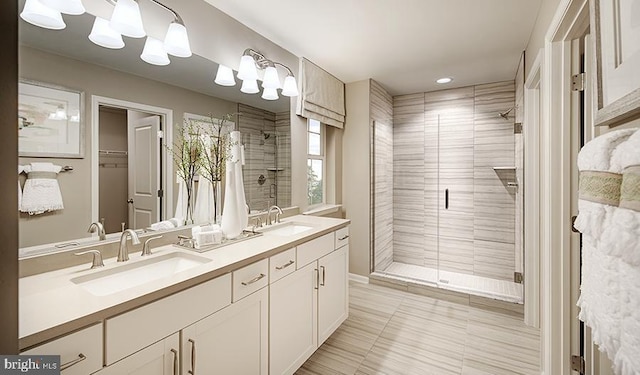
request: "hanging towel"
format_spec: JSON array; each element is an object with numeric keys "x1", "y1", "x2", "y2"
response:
[
  {"x1": 575, "y1": 128, "x2": 637, "y2": 359},
  {"x1": 193, "y1": 135, "x2": 215, "y2": 224},
  {"x1": 18, "y1": 165, "x2": 24, "y2": 210},
  {"x1": 597, "y1": 129, "x2": 640, "y2": 375},
  {"x1": 173, "y1": 177, "x2": 189, "y2": 225},
  {"x1": 221, "y1": 131, "x2": 248, "y2": 239},
  {"x1": 20, "y1": 162, "x2": 64, "y2": 215}
]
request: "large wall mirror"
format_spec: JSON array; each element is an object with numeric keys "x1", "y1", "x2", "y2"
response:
[{"x1": 18, "y1": 0, "x2": 293, "y2": 254}]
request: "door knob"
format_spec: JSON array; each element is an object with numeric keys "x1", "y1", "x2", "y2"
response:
[{"x1": 127, "y1": 198, "x2": 134, "y2": 204}]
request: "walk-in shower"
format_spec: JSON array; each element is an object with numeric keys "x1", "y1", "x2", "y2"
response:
[{"x1": 371, "y1": 81, "x2": 524, "y2": 303}]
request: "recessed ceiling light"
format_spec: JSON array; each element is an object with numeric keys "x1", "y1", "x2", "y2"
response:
[{"x1": 436, "y1": 77, "x2": 453, "y2": 84}]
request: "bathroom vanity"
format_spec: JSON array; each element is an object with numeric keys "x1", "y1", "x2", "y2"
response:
[{"x1": 19, "y1": 215, "x2": 350, "y2": 375}]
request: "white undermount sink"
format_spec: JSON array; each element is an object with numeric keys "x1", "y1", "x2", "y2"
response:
[
  {"x1": 258, "y1": 222, "x2": 314, "y2": 236},
  {"x1": 71, "y1": 252, "x2": 211, "y2": 296}
]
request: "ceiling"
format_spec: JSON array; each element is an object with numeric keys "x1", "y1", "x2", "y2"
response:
[{"x1": 204, "y1": 0, "x2": 543, "y2": 95}]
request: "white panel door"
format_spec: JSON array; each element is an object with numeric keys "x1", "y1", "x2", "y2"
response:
[
  {"x1": 95, "y1": 333, "x2": 179, "y2": 375},
  {"x1": 127, "y1": 114, "x2": 160, "y2": 229},
  {"x1": 181, "y1": 287, "x2": 268, "y2": 375},
  {"x1": 270, "y1": 262, "x2": 318, "y2": 375},
  {"x1": 317, "y1": 245, "x2": 349, "y2": 345}
]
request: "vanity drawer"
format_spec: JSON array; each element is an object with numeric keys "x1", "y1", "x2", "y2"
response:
[
  {"x1": 270, "y1": 247, "x2": 297, "y2": 283},
  {"x1": 335, "y1": 226, "x2": 350, "y2": 249},
  {"x1": 233, "y1": 258, "x2": 269, "y2": 302},
  {"x1": 23, "y1": 323, "x2": 103, "y2": 375},
  {"x1": 297, "y1": 232, "x2": 334, "y2": 268},
  {"x1": 105, "y1": 273, "x2": 231, "y2": 365}
]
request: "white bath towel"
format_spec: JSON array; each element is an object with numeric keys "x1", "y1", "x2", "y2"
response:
[
  {"x1": 18, "y1": 165, "x2": 24, "y2": 209},
  {"x1": 221, "y1": 131, "x2": 248, "y2": 239},
  {"x1": 193, "y1": 175, "x2": 215, "y2": 224},
  {"x1": 20, "y1": 162, "x2": 64, "y2": 215},
  {"x1": 575, "y1": 128, "x2": 637, "y2": 359},
  {"x1": 174, "y1": 178, "x2": 190, "y2": 225},
  {"x1": 149, "y1": 220, "x2": 175, "y2": 231},
  {"x1": 614, "y1": 261, "x2": 640, "y2": 375}
]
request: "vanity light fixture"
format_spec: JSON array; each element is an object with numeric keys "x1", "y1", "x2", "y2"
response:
[
  {"x1": 48, "y1": 104, "x2": 68, "y2": 120},
  {"x1": 436, "y1": 77, "x2": 453, "y2": 84},
  {"x1": 20, "y1": 0, "x2": 193, "y2": 66},
  {"x1": 230, "y1": 48, "x2": 299, "y2": 100},
  {"x1": 214, "y1": 65, "x2": 236, "y2": 86}
]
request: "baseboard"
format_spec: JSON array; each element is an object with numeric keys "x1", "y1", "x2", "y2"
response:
[{"x1": 349, "y1": 273, "x2": 369, "y2": 284}]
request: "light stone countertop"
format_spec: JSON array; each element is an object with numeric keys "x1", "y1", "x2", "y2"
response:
[{"x1": 19, "y1": 215, "x2": 350, "y2": 350}]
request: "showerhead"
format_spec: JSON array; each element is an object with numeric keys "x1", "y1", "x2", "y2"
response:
[{"x1": 498, "y1": 107, "x2": 515, "y2": 120}]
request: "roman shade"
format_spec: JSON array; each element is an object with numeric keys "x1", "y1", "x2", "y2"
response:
[{"x1": 296, "y1": 58, "x2": 345, "y2": 129}]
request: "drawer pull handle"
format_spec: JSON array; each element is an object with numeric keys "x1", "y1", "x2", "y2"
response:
[
  {"x1": 188, "y1": 339, "x2": 196, "y2": 375},
  {"x1": 320, "y1": 266, "x2": 326, "y2": 286},
  {"x1": 241, "y1": 273, "x2": 266, "y2": 286},
  {"x1": 338, "y1": 235, "x2": 349, "y2": 241},
  {"x1": 276, "y1": 260, "x2": 295, "y2": 270},
  {"x1": 170, "y1": 348, "x2": 178, "y2": 375},
  {"x1": 60, "y1": 353, "x2": 86, "y2": 371},
  {"x1": 314, "y1": 268, "x2": 319, "y2": 290}
]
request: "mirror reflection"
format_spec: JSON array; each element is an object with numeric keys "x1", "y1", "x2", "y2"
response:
[{"x1": 18, "y1": 2, "x2": 292, "y2": 252}]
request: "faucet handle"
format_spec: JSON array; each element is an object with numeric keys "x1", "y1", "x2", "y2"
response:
[
  {"x1": 141, "y1": 235, "x2": 163, "y2": 256},
  {"x1": 74, "y1": 250, "x2": 104, "y2": 269}
]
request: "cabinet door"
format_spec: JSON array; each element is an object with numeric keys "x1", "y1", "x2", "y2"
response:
[
  {"x1": 181, "y1": 287, "x2": 268, "y2": 375},
  {"x1": 95, "y1": 333, "x2": 179, "y2": 375},
  {"x1": 318, "y1": 245, "x2": 349, "y2": 345},
  {"x1": 269, "y1": 262, "x2": 318, "y2": 375}
]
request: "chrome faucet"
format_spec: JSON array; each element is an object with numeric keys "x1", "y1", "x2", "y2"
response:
[
  {"x1": 87, "y1": 221, "x2": 106, "y2": 241},
  {"x1": 118, "y1": 229, "x2": 140, "y2": 262},
  {"x1": 266, "y1": 205, "x2": 283, "y2": 226}
]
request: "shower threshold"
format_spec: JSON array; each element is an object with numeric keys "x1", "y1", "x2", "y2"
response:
[{"x1": 374, "y1": 262, "x2": 523, "y2": 304}]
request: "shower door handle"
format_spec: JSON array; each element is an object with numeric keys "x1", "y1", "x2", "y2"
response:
[{"x1": 445, "y1": 189, "x2": 449, "y2": 210}]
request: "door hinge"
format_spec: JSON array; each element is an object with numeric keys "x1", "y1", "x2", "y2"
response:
[
  {"x1": 157, "y1": 189, "x2": 164, "y2": 198},
  {"x1": 514, "y1": 272, "x2": 524, "y2": 284},
  {"x1": 571, "y1": 73, "x2": 585, "y2": 91},
  {"x1": 514, "y1": 122, "x2": 523, "y2": 134},
  {"x1": 571, "y1": 355, "x2": 585, "y2": 374}
]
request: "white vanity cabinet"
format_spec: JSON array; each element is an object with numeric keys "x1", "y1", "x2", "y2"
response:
[
  {"x1": 270, "y1": 230, "x2": 349, "y2": 375},
  {"x1": 181, "y1": 287, "x2": 268, "y2": 375},
  {"x1": 93, "y1": 333, "x2": 179, "y2": 375},
  {"x1": 22, "y1": 323, "x2": 103, "y2": 375}
]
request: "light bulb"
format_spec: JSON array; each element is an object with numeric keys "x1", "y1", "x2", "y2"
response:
[
  {"x1": 89, "y1": 17, "x2": 125, "y2": 49},
  {"x1": 164, "y1": 22, "x2": 192, "y2": 58},
  {"x1": 40, "y1": 0, "x2": 85, "y2": 15},
  {"x1": 140, "y1": 37, "x2": 170, "y2": 66},
  {"x1": 281, "y1": 75, "x2": 299, "y2": 97},
  {"x1": 262, "y1": 87, "x2": 279, "y2": 101},
  {"x1": 237, "y1": 55, "x2": 258, "y2": 81},
  {"x1": 20, "y1": 0, "x2": 66, "y2": 30},
  {"x1": 214, "y1": 65, "x2": 236, "y2": 86},
  {"x1": 109, "y1": 0, "x2": 145, "y2": 38},
  {"x1": 240, "y1": 79, "x2": 259, "y2": 94},
  {"x1": 262, "y1": 66, "x2": 280, "y2": 89}
]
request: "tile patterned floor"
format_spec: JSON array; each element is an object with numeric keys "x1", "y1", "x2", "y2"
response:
[
  {"x1": 379, "y1": 262, "x2": 523, "y2": 303},
  {"x1": 297, "y1": 281, "x2": 539, "y2": 375}
]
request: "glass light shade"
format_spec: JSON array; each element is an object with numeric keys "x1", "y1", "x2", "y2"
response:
[
  {"x1": 89, "y1": 17, "x2": 125, "y2": 49},
  {"x1": 140, "y1": 37, "x2": 170, "y2": 66},
  {"x1": 109, "y1": 0, "x2": 145, "y2": 38},
  {"x1": 281, "y1": 75, "x2": 299, "y2": 97},
  {"x1": 237, "y1": 55, "x2": 258, "y2": 81},
  {"x1": 48, "y1": 106, "x2": 67, "y2": 120},
  {"x1": 164, "y1": 22, "x2": 192, "y2": 58},
  {"x1": 40, "y1": 0, "x2": 85, "y2": 15},
  {"x1": 20, "y1": 0, "x2": 66, "y2": 30},
  {"x1": 214, "y1": 65, "x2": 236, "y2": 86},
  {"x1": 261, "y1": 87, "x2": 279, "y2": 101},
  {"x1": 240, "y1": 79, "x2": 259, "y2": 94},
  {"x1": 262, "y1": 66, "x2": 280, "y2": 89}
]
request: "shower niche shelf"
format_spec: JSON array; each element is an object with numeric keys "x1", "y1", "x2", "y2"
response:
[
  {"x1": 492, "y1": 166, "x2": 516, "y2": 171},
  {"x1": 266, "y1": 167, "x2": 284, "y2": 172}
]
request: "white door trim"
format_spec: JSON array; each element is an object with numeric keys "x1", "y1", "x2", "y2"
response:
[
  {"x1": 540, "y1": 0, "x2": 590, "y2": 373},
  {"x1": 524, "y1": 47, "x2": 544, "y2": 329},
  {"x1": 91, "y1": 96, "x2": 174, "y2": 226}
]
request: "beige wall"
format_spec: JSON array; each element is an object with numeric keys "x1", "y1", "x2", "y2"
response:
[
  {"x1": 19, "y1": 46, "x2": 237, "y2": 248},
  {"x1": 343, "y1": 80, "x2": 371, "y2": 276}
]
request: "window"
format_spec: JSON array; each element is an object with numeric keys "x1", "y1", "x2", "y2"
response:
[{"x1": 307, "y1": 118, "x2": 325, "y2": 206}]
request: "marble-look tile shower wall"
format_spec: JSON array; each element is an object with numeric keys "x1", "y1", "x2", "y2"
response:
[{"x1": 393, "y1": 81, "x2": 517, "y2": 281}]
